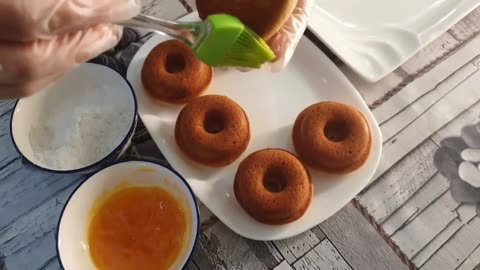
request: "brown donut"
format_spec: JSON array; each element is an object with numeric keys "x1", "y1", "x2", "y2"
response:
[
  {"x1": 141, "y1": 40, "x2": 213, "y2": 104},
  {"x1": 292, "y1": 101, "x2": 372, "y2": 174},
  {"x1": 234, "y1": 149, "x2": 313, "y2": 225},
  {"x1": 196, "y1": 0, "x2": 298, "y2": 41},
  {"x1": 175, "y1": 95, "x2": 250, "y2": 167}
]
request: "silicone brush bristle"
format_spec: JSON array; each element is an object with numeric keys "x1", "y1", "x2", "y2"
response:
[
  {"x1": 192, "y1": 14, "x2": 276, "y2": 68},
  {"x1": 221, "y1": 27, "x2": 276, "y2": 68}
]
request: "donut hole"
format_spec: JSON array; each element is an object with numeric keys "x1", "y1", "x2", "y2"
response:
[
  {"x1": 263, "y1": 169, "x2": 287, "y2": 193},
  {"x1": 165, "y1": 53, "x2": 186, "y2": 73},
  {"x1": 324, "y1": 119, "x2": 349, "y2": 142},
  {"x1": 204, "y1": 110, "x2": 226, "y2": 134}
]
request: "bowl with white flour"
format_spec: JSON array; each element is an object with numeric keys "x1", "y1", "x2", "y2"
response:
[{"x1": 10, "y1": 63, "x2": 137, "y2": 174}]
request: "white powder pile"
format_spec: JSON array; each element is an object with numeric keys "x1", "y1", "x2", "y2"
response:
[{"x1": 29, "y1": 105, "x2": 132, "y2": 170}]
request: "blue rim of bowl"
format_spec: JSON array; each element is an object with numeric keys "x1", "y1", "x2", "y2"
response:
[
  {"x1": 9, "y1": 63, "x2": 138, "y2": 174},
  {"x1": 55, "y1": 159, "x2": 201, "y2": 270}
]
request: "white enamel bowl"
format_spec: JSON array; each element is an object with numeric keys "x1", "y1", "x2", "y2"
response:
[
  {"x1": 10, "y1": 63, "x2": 137, "y2": 174},
  {"x1": 56, "y1": 160, "x2": 200, "y2": 270}
]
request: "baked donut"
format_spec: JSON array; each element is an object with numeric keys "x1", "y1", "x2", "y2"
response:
[
  {"x1": 141, "y1": 40, "x2": 213, "y2": 104},
  {"x1": 292, "y1": 101, "x2": 371, "y2": 174},
  {"x1": 175, "y1": 95, "x2": 250, "y2": 167},
  {"x1": 234, "y1": 149, "x2": 313, "y2": 225},
  {"x1": 196, "y1": 0, "x2": 298, "y2": 41}
]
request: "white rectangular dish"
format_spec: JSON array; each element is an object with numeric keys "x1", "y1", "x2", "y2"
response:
[
  {"x1": 126, "y1": 13, "x2": 382, "y2": 241},
  {"x1": 308, "y1": 0, "x2": 480, "y2": 82}
]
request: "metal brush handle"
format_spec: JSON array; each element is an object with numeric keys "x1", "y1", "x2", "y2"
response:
[{"x1": 120, "y1": 14, "x2": 201, "y2": 45}]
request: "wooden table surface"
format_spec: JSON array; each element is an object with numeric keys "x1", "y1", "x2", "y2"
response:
[{"x1": 2, "y1": 1, "x2": 480, "y2": 269}]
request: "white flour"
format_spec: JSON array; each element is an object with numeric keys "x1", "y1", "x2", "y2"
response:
[{"x1": 29, "y1": 105, "x2": 132, "y2": 170}]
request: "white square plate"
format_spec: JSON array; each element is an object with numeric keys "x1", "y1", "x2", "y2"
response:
[
  {"x1": 126, "y1": 13, "x2": 382, "y2": 240},
  {"x1": 308, "y1": 0, "x2": 480, "y2": 82}
]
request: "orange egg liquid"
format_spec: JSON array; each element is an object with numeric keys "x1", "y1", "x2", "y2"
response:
[{"x1": 88, "y1": 186, "x2": 188, "y2": 270}]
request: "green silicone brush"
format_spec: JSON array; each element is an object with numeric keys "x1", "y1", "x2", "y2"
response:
[{"x1": 122, "y1": 14, "x2": 276, "y2": 68}]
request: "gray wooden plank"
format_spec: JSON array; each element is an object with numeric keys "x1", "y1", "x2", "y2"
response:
[
  {"x1": 421, "y1": 216, "x2": 480, "y2": 270},
  {"x1": 42, "y1": 260, "x2": 60, "y2": 270},
  {"x1": 0, "y1": 160, "x2": 83, "y2": 231},
  {"x1": 185, "y1": 261, "x2": 200, "y2": 270},
  {"x1": 413, "y1": 204, "x2": 477, "y2": 267},
  {"x1": 371, "y1": 66, "x2": 480, "y2": 181},
  {"x1": 369, "y1": 63, "x2": 480, "y2": 268},
  {"x1": 246, "y1": 240, "x2": 283, "y2": 269},
  {"x1": 373, "y1": 37, "x2": 480, "y2": 126},
  {"x1": 192, "y1": 222, "x2": 269, "y2": 270},
  {"x1": 310, "y1": 226, "x2": 326, "y2": 242},
  {"x1": 0, "y1": 182, "x2": 79, "y2": 257},
  {"x1": 199, "y1": 203, "x2": 215, "y2": 224},
  {"x1": 3, "y1": 231, "x2": 56, "y2": 270},
  {"x1": 449, "y1": 8, "x2": 480, "y2": 41},
  {"x1": 0, "y1": 156, "x2": 21, "y2": 182},
  {"x1": 0, "y1": 114, "x2": 21, "y2": 177},
  {"x1": 40, "y1": 258, "x2": 60, "y2": 270},
  {"x1": 382, "y1": 173, "x2": 450, "y2": 237},
  {"x1": 320, "y1": 204, "x2": 408, "y2": 270},
  {"x1": 264, "y1": 241, "x2": 285, "y2": 264},
  {"x1": 0, "y1": 100, "x2": 15, "y2": 118},
  {"x1": 40, "y1": 258, "x2": 61, "y2": 270},
  {"x1": 457, "y1": 240, "x2": 480, "y2": 270},
  {"x1": 358, "y1": 139, "x2": 438, "y2": 223},
  {"x1": 431, "y1": 100, "x2": 480, "y2": 145},
  {"x1": 293, "y1": 239, "x2": 352, "y2": 270},
  {"x1": 273, "y1": 231, "x2": 321, "y2": 264},
  {"x1": 273, "y1": 260, "x2": 294, "y2": 270},
  {"x1": 339, "y1": 66, "x2": 410, "y2": 107},
  {"x1": 401, "y1": 33, "x2": 460, "y2": 76},
  {"x1": 390, "y1": 192, "x2": 461, "y2": 258},
  {"x1": 380, "y1": 63, "x2": 478, "y2": 143}
]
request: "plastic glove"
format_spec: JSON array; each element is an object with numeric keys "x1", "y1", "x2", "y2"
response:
[
  {"x1": 0, "y1": 0, "x2": 141, "y2": 99},
  {"x1": 268, "y1": 0, "x2": 315, "y2": 71}
]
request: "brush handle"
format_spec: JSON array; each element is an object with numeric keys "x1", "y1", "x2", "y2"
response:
[{"x1": 120, "y1": 14, "x2": 199, "y2": 45}]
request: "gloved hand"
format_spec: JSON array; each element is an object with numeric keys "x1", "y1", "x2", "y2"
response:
[
  {"x1": 268, "y1": 0, "x2": 315, "y2": 71},
  {"x1": 0, "y1": 0, "x2": 141, "y2": 99}
]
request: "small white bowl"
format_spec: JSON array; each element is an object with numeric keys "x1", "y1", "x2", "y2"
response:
[
  {"x1": 10, "y1": 63, "x2": 137, "y2": 174},
  {"x1": 57, "y1": 160, "x2": 200, "y2": 270}
]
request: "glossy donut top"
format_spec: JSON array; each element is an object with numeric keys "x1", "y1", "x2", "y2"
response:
[
  {"x1": 175, "y1": 95, "x2": 250, "y2": 167},
  {"x1": 234, "y1": 148, "x2": 312, "y2": 225},
  {"x1": 141, "y1": 40, "x2": 212, "y2": 104},
  {"x1": 293, "y1": 101, "x2": 371, "y2": 174}
]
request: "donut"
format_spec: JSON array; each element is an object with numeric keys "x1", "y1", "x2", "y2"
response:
[
  {"x1": 141, "y1": 40, "x2": 213, "y2": 104},
  {"x1": 175, "y1": 95, "x2": 250, "y2": 167},
  {"x1": 292, "y1": 101, "x2": 372, "y2": 174},
  {"x1": 234, "y1": 149, "x2": 313, "y2": 225},
  {"x1": 196, "y1": 0, "x2": 298, "y2": 41}
]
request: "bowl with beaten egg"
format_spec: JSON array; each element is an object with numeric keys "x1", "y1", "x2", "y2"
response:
[{"x1": 57, "y1": 160, "x2": 200, "y2": 270}]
